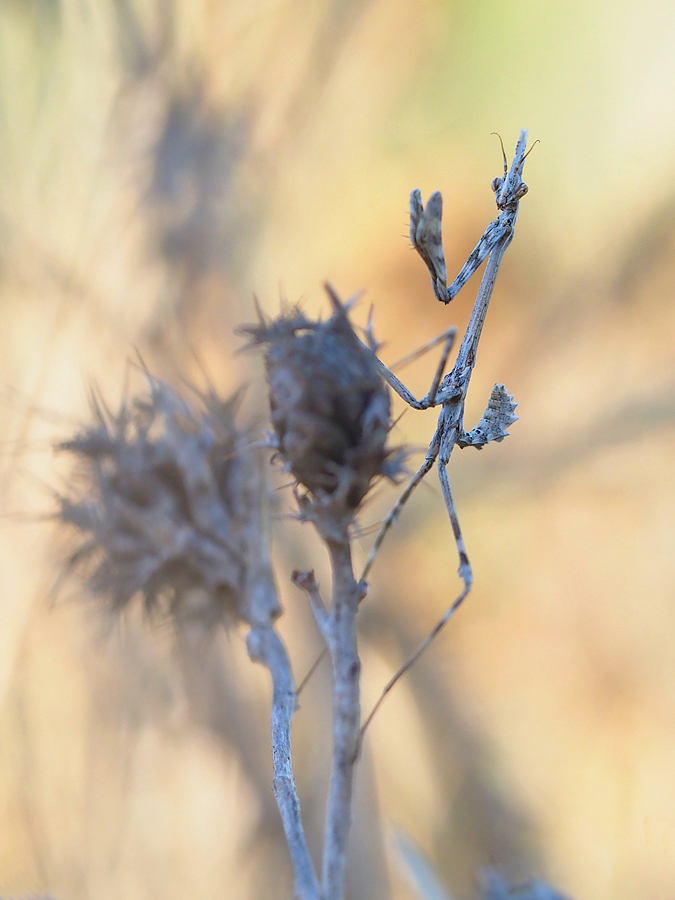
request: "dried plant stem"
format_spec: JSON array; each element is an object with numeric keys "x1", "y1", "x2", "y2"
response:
[
  {"x1": 247, "y1": 624, "x2": 321, "y2": 900},
  {"x1": 321, "y1": 535, "x2": 366, "y2": 900}
]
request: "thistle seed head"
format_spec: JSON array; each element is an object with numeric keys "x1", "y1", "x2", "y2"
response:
[
  {"x1": 56, "y1": 377, "x2": 278, "y2": 628},
  {"x1": 240, "y1": 286, "x2": 394, "y2": 513}
]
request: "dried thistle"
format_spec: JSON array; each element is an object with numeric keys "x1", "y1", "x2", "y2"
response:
[
  {"x1": 55, "y1": 375, "x2": 316, "y2": 895},
  {"x1": 56, "y1": 376, "x2": 278, "y2": 628},
  {"x1": 240, "y1": 285, "x2": 397, "y2": 514}
]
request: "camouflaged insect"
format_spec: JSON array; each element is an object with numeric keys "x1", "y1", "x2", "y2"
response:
[
  {"x1": 457, "y1": 383, "x2": 519, "y2": 449},
  {"x1": 359, "y1": 132, "x2": 532, "y2": 739}
]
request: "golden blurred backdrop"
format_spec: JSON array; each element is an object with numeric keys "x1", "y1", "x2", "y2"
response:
[{"x1": 1, "y1": 1, "x2": 675, "y2": 898}]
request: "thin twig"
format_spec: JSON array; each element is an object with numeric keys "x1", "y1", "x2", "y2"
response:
[
  {"x1": 293, "y1": 568, "x2": 330, "y2": 638},
  {"x1": 247, "y1": 625, "x2": 321, "y2": 900}
]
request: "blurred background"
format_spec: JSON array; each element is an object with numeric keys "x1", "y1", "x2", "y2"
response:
[{"x1": 1, "y1": 1, "x2": 675, "y2": 898}]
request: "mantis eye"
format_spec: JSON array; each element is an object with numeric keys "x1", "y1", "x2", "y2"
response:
[
  {"x1": 491, "y1": 177, "x2": 503, "y2": 193},
  {"x1": 515, "y1": 182, "x2": 528, "y2": 198}
]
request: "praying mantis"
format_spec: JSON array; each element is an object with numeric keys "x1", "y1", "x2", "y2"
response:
[
  {"x1": 358, "y1": 129, "x2": 533, "y2": 733},
  {"x1": 301, "y1": 131, "x2": 534, "y2": 735}
]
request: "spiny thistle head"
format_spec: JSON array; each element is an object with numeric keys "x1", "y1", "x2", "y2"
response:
[
  {"x1": 240, "y1": 285, "x2": 398, "y2": 513},
  {"x1": 56, "y1": 376, "x2": 278, "y2": 628}
]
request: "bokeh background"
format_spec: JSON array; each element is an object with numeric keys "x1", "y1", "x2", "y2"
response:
[{"x1": 1, "y1": 1, "x2": 675, "y2": 898}]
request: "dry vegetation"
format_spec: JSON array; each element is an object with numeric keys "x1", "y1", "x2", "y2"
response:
[{"x1": 1, "y1": 2, "x2": 675, "y2": 899}]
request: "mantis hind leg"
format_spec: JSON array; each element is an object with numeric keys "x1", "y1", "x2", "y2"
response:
[
  {"x1": 358, "y1": 457, "x2": 472, "y2": 745},
  {"x1": 437, "y1": 458, "x2": 472, "y2": 589},
  {"x1": 360, "y1": 455, "x2": 436, "y2": 582}
]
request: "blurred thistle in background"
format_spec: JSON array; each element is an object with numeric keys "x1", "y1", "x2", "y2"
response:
[
  {"x1": 55, "y1": 377, "x2": 263, "y2": 627},
  {"x1": 1, "y1": 1, "x2": 675, "y2": 899}
]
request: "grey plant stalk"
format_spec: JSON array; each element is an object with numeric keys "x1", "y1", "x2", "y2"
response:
[
  {"x1": 320, "y1": 537, "x2": 364, "y2": 900},
  {"x1": 247, "y1": 625, "x2": 320, "y2": 900},
  {"x1": 293, "y1": 532, "x2": 366, "y2": 900},
  {"x1": 245, "y1": 462, "x2": 322, "y2": 900}
]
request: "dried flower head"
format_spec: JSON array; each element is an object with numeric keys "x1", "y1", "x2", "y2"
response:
[
  {"x1": 56, "y1": 376, "x2": 278, "y2": 628},
  {"x1": 240, "y1": 285, "x2": 397, "y2": 512}
]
